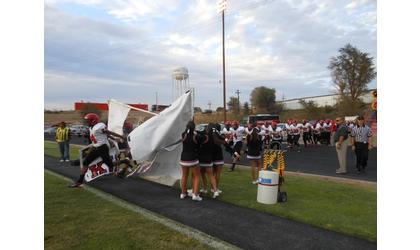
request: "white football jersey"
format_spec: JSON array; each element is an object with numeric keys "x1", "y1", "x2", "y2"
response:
[
  {"x1": 323, "y1": 123, "x2": 331, "y2": 132},
  {"x1": 302, "y1": 123, "x2": 312, "y2": 132},
  {"x1": 89, "y1": 122, "x2": 109, "y2": 147},
  {"x1": 270, "y1": 126, "x2": 283, "y2": 139},
  {"x1": 230, "y1": 126, "x2": 245, "y2": 143},
  {"x1": 313, "y1": 123, "x2": 322, "y2": 134},
  {"x1": 289, "y1": 124, "x2": 301, "y2": 135}
]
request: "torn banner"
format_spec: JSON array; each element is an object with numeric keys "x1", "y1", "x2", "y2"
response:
[{"x1": 128, "y1": 91, "x2": 193, "y2": 186}]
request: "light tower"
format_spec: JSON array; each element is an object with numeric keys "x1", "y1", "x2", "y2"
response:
[{"x1": 172, "y1": 67, "x2": 189, "y2": 101}]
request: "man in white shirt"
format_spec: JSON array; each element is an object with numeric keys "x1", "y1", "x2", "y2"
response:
[
  {"x1": 289, "y1": 120, "x2": 302, "y2": 152},
  {"x1": 261, "y1": 121, "x2": 272, "y2": 149},
  {"x1": 69, "y1": 113, "x2": 125, "y2": 188},
  {"x1": 228, "y1": 121, "x2": 245, "y2": 172},
  {"x1": 269, "y1": 121, "x2": 283, "y2": 150},
  {"x1": 301, "y1": 119, "x2": 312, "y2": 147}
]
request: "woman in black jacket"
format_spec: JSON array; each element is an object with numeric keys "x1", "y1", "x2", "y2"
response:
[{"x1": 246, "y1": 123, "x2": 263, "y2": 184}]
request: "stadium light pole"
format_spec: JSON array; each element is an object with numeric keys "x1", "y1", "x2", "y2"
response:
[
  {"x1": 235, "y1": 89, "x2": 241, "y2": 113},
  {"x1": 218, "y1": 0, "x2": 227, "y2": 123}
]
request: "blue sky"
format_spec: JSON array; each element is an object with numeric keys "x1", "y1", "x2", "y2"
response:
[{"x1": 44, "y1": 0, "x2": 377, "y2": 110}]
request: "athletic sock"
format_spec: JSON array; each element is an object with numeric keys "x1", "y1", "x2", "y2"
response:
[{"x1": 231, "y1": 163, "x2": 236, "y2": 170}]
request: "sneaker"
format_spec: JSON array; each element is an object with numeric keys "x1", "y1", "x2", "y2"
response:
[
  {"x1": 252, "y1": 180, "x2": 259, "y2": 185},
  {"x1": 336, "y1": 171, "x2": 347, "y2": 174},
  {"x1": 180, "y1": 193, "x2": 187, "y2": 199},
  {"x1": 65, "y1": 159, "x2": 70, "y2": 162},
  {"x1": 212, "y1": 189, "x2": 222, "y2": 194},
  {"x1": 212, "y1": 190, "x2": 220, "y2": 198},
  {"x1": 200, "y1": 188, "x2": 208, "y2": 194},
  {"x1": 68, "y1": 182, "x2": 82, "y2": 188},
  {"x1": 192, "y1": 194, "x2": 202, "y2": 201},
  {"x1": 60, "y1": 159, "x2": 64, "y2": 162},
  {"x1": 187, "y1": 189, "x2": 193, "y2": 197}
]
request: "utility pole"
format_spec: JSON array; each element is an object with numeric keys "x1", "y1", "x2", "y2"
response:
[
  {"x1": 208, "y1": 100, "x2": 212, "y2": 110},
  {"x1": 218, "y1": 0, "x2": 227, "y2": 122},
  {"x1": 235, "y1": 89, "x2": 241, "y2": 113}
]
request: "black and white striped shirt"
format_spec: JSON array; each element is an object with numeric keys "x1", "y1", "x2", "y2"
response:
[{"x1": 350, "y1": 125, "x2": 372, "y2": 143}]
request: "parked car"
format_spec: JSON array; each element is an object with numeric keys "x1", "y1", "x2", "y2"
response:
[
  {"x1": 44, "y1": 126, "x2": 56, "y2": 135},
  {"x1": 70, "y1": 124, "x2": 89, "y2": 137}
]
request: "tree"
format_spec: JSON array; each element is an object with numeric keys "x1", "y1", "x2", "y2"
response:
[
  {"x1": 299, "y1": 100, "x2": 320, "y2": 119},
  {"x1": 216, "y1": 107, "x2": 224, "y2": 112},
  {"x1": 227, "y1": 97, "x2": 240, "y2": 114},
  {"x1": 79, "y1": 103, "x2": 102, "y2": 123},
  {"x1": 243, "y1": 102, "x2": 250, "y2": 115},
  {"x1": 250, "y1": 86, "x2": 277, "y2": 113},
  {"x1": 328, "y1": 44, "x2": 376, "y2": 102},
  {"x1": 194, "y1": 107, "x2": 202, "y2": 113}
]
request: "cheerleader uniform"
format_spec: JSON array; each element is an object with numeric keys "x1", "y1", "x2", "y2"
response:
[
  {"x1": 197, "y1": 133, "x2": 214, "y2": 167},
  {"x1": 179, "y1": 131, "x2": 199, "y2": 167},
  {"x1": 246, "y1": 129, "x2": 263, "y2": 160},
  {"x1": 211, "y1": 128, "x2": 225, "y2": 166}
]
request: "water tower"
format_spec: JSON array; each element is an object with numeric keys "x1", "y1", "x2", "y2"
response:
[{"x1": 172, "y1": 67, "x2": 189, "y2": 101}]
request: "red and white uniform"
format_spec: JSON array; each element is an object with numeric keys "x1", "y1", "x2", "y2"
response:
[
  {"x1": 289, "y1": 124, "x2": 302, "y2": 135},
  {"x1": 230, "y1": 126, "x2": 245, "y2": 144},
  {"x1": 89, "y1": 122, "x2": 109, "y2": 147},
  {"x1": 285, "y1": 124, "x2": 293, "y2": 135},
  {"x1": 270, "y1": 126, "x2": 283, "y2": 140},
  {"x1": 323, "y1": 122, "x2": 331, "y2": 132},
  {"x1": 313, "y1": 123, "x2": 322, "y2": 135},
  {"x1": 302, "y1": 122, "x2": 312, "y2": 133}
]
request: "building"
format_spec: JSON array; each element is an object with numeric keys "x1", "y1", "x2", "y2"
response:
[
  {"x1": 279, "y1": 89, "x2": 376, "y2": 110},
  {"x1": 151, "y1": 104, "x2": 170, "y2": 112},
  {"x1": 74, "y1": 102, "x2": 148, "y2": 111}
]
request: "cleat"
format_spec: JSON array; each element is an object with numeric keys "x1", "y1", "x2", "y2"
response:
[{"x1": 68, "y1": 182, "x2": 82, "y2": 188}]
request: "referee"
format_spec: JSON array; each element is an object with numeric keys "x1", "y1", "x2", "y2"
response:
[
  {"x1": 349, "y1": 116, "x2": 373, "y2": 173},
  {"x1": 55, "y1": 121, "x2": 71, "y2": 162}
]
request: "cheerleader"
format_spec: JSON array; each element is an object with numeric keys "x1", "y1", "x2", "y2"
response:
[
  {"x1": 197, "y1": 125, "x2": 220, "y2": 198},
  {"x1": 179, "y1": 121, "x2": 202, "y2": 201},
  {"x1": 210, "y1": 123, "x2": 226, "y2": 194},
  {"x1": 246, "y1": 123, "x2": 263, "y2": 184}
]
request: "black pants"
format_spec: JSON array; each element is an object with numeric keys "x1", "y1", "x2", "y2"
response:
[
  {"x1": 325, "y1": 132, "x2": 331, "y2": 145},
  {"x1": 303, "y1": 132, "x2": 311, "y2": 147},
  {"x1": 313, "y1": 133, "x2": 320, "y2": 144},
  {"x1": 83, "y1": 144, "x2": 114, "y2": 170},
  {"x1": 355, "y1": 142, "x2": 369, "y2": 171},
  {"x1": 292, "y1": 134, "x2": 300, "y2": 147}
]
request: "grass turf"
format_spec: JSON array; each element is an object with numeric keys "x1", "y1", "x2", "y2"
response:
[
  {"x1": 44, "y1": 172, "x2": 212, "y2": 250},
  {"x1": 44, "y1": 140, "x2": 376, "y2": 241}
]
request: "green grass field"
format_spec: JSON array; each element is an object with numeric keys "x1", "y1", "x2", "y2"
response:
[
  {"x1": 45, "y1": 172, "x2": 212, "y2": 250},
  {"x1": 44, "y1": 140, "x2": 376, "y2": 242}
]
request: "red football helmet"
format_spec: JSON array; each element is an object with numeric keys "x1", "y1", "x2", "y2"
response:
[{"x1": 84, "y1": 113, "x2": 100, "y2": 126}]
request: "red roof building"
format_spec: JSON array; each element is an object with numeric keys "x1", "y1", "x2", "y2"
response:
[{"x1": 74, "y1": 102, "x2": 148, "y2": 111}]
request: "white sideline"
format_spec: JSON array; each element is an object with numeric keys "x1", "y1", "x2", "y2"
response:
[{"x1": 44, "y1": 169, "x2": 240, "y2": 250}]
